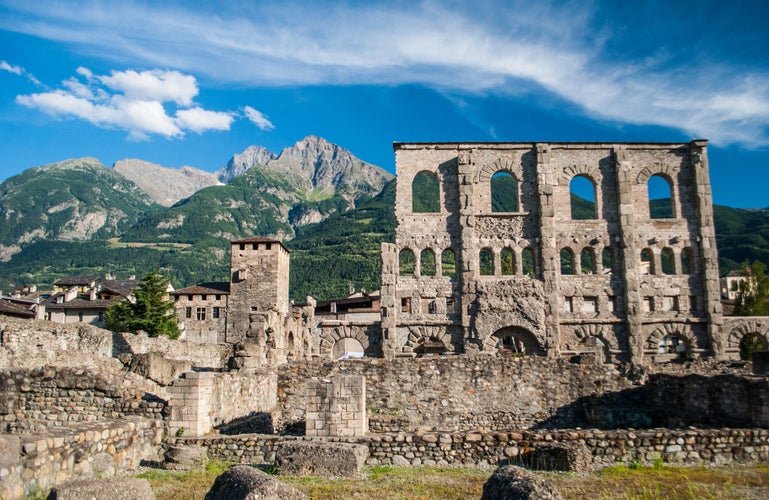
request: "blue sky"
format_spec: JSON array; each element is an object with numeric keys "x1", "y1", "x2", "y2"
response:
[{"x1": 0, "y1": 0, "x2": 768, "y2": 208}]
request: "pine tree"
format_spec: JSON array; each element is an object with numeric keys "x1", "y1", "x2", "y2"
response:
[{"x1": 105, "y1": 271, "x2": 180, "y2": 339}]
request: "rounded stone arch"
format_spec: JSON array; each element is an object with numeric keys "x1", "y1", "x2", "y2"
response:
[
  {"x1": 411, "y1": 170, "x2": 441, "y2": 213},
  {"x1": 319, "y1": 325, "x2": 370, "y2": 360},
  {"x1": 404, "y1": 326, "x2": 454, "y2": 355},
  {"x1": 475, "y1": 157, "x2": 521, "y2": 183},
  {"x1": 483, "y1": 325, "x2": 545, "y2": 355},
  {"x1": 645, "y1": 323, "x2": 695, "y2": 353},
  {"x1": 634, "y1": 163, "x2": 678, "y2": 185},
  {"x1": 573, "y1": 323, "x2": 617, "y2": 351},
  {"x1": 726, "y1": 320, "x2": 769, "y2": 351},
  {"x1": 558, "y1": 163, "x2": 601, "y2": 187}
]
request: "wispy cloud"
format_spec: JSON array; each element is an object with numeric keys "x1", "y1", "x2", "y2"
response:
[
  {"x1": 244, "y1": 106, "x2": 274, "y2": 131},
  {"x1": 16, "y1": 68, "x2": 240, "y2": 139},
  {"x1": 2, "y1": 1, "x2": 768, "y2": 146},
  {"x1": 0, "y1": 60, "x2": 22, "y2": 75}
]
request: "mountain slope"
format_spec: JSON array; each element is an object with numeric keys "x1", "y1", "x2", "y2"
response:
[
  {"x1": 0, "y1": 158, "x2": 156, "y2": 261},
  {"x1": 114, "y1": 159, "x2": 220, "y2": 206}
]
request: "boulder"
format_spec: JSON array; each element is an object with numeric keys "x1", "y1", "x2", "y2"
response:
[
  {"x1": 482, "y1": 465, "x2": 563, "y2": 500},
  {"x1": 164, "y1": 444, "x2": 208, "y2": 471},
  {"x1": 48, "y1": 477, "x2": 155, "y2": 500},
  {"x1": 205, "y1": 465, "x2": 307, "y2": 500},
  {"x1": 276, "y1": 441, "x2": 368, "y2": 478}
]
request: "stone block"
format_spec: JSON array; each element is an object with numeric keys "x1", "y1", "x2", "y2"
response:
[
  {"x1": 276, "y1": 441, "x2": 368, "y2": 478},
  {"x1": 48, "y1": 477, "x2": 155, "y2": 500},
  {"x1": 521, "y1": 442, "x2": 592, "y2": 472},
  {"x1": 0, "y1": 434, "x2": 20, "y2": 468},
  {"x1": 482, "y1": 465, "x2": 563, "y2": 500},
  {"x1": 164, "y1": 444, "x2": 208, "y2": 471},
  {"x1": 130, "y1": 353, "x2": 191, "y2": 386},
  {"x1": 205, "y1": 465, "x2": 307, "y2": 500}
]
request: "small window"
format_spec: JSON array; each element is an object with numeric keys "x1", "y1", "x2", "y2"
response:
[
  {"x1": 500, "y1": 247, "x2": 514, "y2": 275},
  {"x1": 174, "y1": 296, "x2": 179, "y2": 302},
  {"x1": 661, "y1": 248, "x2": 675, "y2": 275},
  {"x1": 212, "y1": 307, "x2": 220, "y2": 319},
  {"x1": 570, "y1": 175, "x2": 597, "y2": 220},
  {"x1": 412, "y1": 171, "x2": 440, "y2": 213},
  {"x1": 681, "y1": 248, "x2": 695, "y2": 275},
  {"x1": 250, "y1": 306, "x2": 258, "y2": 312},
  {"x1": 196, "y1": 307, "x2": 207, "y2": 321},
  {"x1": 480, "y1": 248, "x2": 494, "y2": 275},
  {"x1": 78, "y1": 312, "x2": 84, "y2": 322},
  {"x1": 401, "y1": 297, "x2": 412, "y2": 313},
  {"x1": 602, "y1": 247, "x2": 613, "y2": 274},
  {"x1": 188, "y1": 295, "x2": 193, "y2": 301},
  {"x1": 428, "y1": 300, "x2": 437, "y2": 314},
  {"x1": 399, "y1": 249, "x2": 415, "y2": 277},
  {"x1": 239, "y1": 243, "x2": 245, "y2": 250},
  {"x1": 201, "y1": 294, "x2": 208, "y2": 301},
  {"x1": 491, "y1": 171, "x2": 519, "y2": 212},
  {"x1": 641, "y1": 249, "x2": 654, "y2": 275},
  {"x1": 689, "y1": 295, "x2": 698, "y2": 312},
  {"x1": 581, "y1": 248, "x2": 595, "y2": 274},
  {"x1": 663, "y1": 296, "x2": 679, "y2": 312},
  {"x1": 185, "y1": 307, "x2": 192, "y2": 318},
  {"x1": 563, "y1": 296, "x2": 573, "y2": 313},
  {"x1": 253, "y1": 243, "x2": 258, "y2": 250},
  {"x1": 266, "y1": 243, "x2": 272, "y2": 250},
  {"x1": 421, "y1": 249, "x2": 436, "y2": 277},
  {"x1": 441, "y1": 248, "x2": 456, "y2": 278},
  {"x1": 215, "y1": 294, "x2": 222, "y2": 300},
  {"x1": 643, "y1": 297, "x2": 655, "y2": 312},
  {"x1": 608, "y1": 296, "x2": 617, "y2": 312},
  {"x1": 522, "y1": 247, "x2": 535, "y2": 277},
  {"x1": 582, "y1": 297, "x2": 598, "y2": 313},
  {"x1": 648, "y1": 174, "x2": 674, "y2": 218},
  {"x1": 446, "y1": 298, "x2": 456, "y2": 314},
  {"x1": 560, "y1": 247, "x2": 575, "y2": 275},
  {"x1": 658, "y1": 335, "x2": 685, "y2": 354}
]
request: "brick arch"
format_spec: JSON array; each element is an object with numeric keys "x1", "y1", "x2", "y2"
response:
[
  {"x1": 404, "y1": 326, "x2": 453, "y2": 353},
  {"x1": 482, "y1": 325, "x2": 545, "y2": 354},
  {"x1": 726, "y1": 320, "x2": 769, "y2": 350},
  {"x1": 475, "y1": 157, "x2": 520, "y2": 183},
  {"x1": 573, "y1": 323, "x2": 616, "y2": 350},
  {"x1": 645, "y1": 323, "x2": 694, "y2": 351},
  {"x1": 635, "y1": 162, "x2": 678, "y2": 184},
  {"x1": 558, "y1": 163, "x2": 601, "y2": 186},
  {"x1": 319, "y1": 325, "x2": 370, "y2": 358}
]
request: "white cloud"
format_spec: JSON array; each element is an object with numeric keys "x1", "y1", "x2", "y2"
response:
[
  {"x1": 3, "y1": 1, "x2": 769, "y2": 146},
  {"x1": 0, "y1": 60, "x2": 22, "y2": 75},
  {"x1": 15, "y1": 67, "x2": 242, "y2": 139},
  {"x1": 244, "y1": 106, "x2": 274, "y2": 131},
  {"x1": 176, "y1": 107, "x2": 234, "y2": 133}
]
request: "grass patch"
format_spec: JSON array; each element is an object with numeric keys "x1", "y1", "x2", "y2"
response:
[{"x1": 140, "y1": 463, "x2": 769, "y2": 500}]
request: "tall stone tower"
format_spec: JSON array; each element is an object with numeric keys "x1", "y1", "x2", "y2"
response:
[{"x1": 226, "y1": 237, "x2": 290, "y2": 343}]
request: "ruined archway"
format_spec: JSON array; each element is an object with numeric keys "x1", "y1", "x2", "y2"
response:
[
  {"x1": 319, "y1": 325, "x2": 370, "y2": 360},
  {"x1": 404, "y1": 326, "x2": 453, "y2": 356},
  {"x1": 485, "y1": 326, "x2": 544, "y2": 355},
  {"x1": 646, "y1": 324, "x2": 695, "y2": 358}
]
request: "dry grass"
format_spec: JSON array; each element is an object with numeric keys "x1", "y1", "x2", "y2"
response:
[{"x1": 138, "y1": 462, "x2": 769, "y2": 500}]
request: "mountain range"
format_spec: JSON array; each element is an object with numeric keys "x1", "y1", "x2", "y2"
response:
[{"x1": 0, "y1": 137, "x2": 766, "y2": 301}]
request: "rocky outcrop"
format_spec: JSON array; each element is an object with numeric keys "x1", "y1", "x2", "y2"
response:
[
  {"x1": 114, "y1": 159, "x2": 220, "y2": 206},
  {"x1": 481, "y1": 465, "x2": 563, "y2": 500},
  {"x1": 205, "y1": 465, "x2": 307, "y2": 500}
]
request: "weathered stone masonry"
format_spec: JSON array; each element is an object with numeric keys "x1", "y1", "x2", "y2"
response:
[{"x1": 380, "y1": 141, "x2": 727, "y2": 363}]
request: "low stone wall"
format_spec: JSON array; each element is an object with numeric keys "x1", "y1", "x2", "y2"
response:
[
  {"x1": 0, "y1": 367, "x2": 165, "y2": 433},
  {"x1": 278, "y1": 356, "x2": 636, "y2": 432},
  {"x1": 171, "y1": 427, "x2": 769, "y2": 469},
  {"x1": 0, "y1": 417, "x2": 162, "y2": 499}
]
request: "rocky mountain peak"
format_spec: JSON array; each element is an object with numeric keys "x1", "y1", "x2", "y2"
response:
[
  {"x1": 217, "y1": 145, "x2": 277, "y2": 183},
  {"x1": 113, "y1": 159, "x2": 220, "y2": 207}
]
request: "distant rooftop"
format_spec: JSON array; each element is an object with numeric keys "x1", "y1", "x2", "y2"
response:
[{"x1": 54, "y1": 276, "x2": 99, "y2": 287}]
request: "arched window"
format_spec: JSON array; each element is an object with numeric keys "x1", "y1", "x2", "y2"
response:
[
  {"x1": 500, "y1": 247, "x2": 514, "y2": 275},
  {"x1": 580, "y1": 247, "x2": 595, "y2": 274},
  {"x1": 648, "y1": 174, "x2": 673, "y2": 218},
  {"x1": 441, "y1": 248, "x2": 456, "y2": 278},
  {"x1": 570, "y1": 175, "x2": 596, "y2": 220},
  {"x1": 641, "y1": 248, "x2": 654, "y2": 275},
  {"x1": 479, "y1": 248, "x2": 494, "y2": 275},
  {"x1": 661, "y1": 248, "x2": 675, "y2": 275},
  {"x1": 412, "y1": 171, "x2": 440, "y2": 213},
  {"x1": 560, "y1": 247, "x2": 575, "y2": 275},
  {"x1": 740, "y1": 332, "x2": 767, "y2": 361},
  {"x1": 521, "y1": 247, "x2": 535, "y2": 277},
  {"x1": 658, "y1": 334, "x2": 686, "y2": 355},
  {"x1": 602, "y1": 247, "x2": 613, "y2": 274},
  {"x1": 420, "y1": 249, "x2": 436, "y2": 277},
  {"x1": 491, "y1": 171, "x2": 519, "y2": 212},
  {"x1": 681, "y1": 247, "x2": 695, "y2": 274},
  {"x1": 399, "y1": 248, "x2": 415, "y2": 276}
]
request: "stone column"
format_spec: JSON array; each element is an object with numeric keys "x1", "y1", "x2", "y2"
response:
[
  {"x1": 613, "y1": 146, "x2": 644, "y2": 363},
  {"x1": 167, "y1": 372, "x2": 213, "y2": 437},
  {"x1": 690, "y1": 140, "x2": 724, "y2": 357},
  {"x1": 457, "y1": 150, "x2": 479, "y2": 352},
  {"x1": 380, "y1": 242, "x2": 399, "y2": 358},
  {"x1": 535, "y1": 143, "x2": 562, "y2": 357}
]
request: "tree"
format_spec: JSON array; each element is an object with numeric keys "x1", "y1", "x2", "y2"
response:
[
  {"x1": 734, "y1": 261, "x2": 769, "y2": 316},
  {"x1": 105, "y1": 271, "x2": 180, "y2": 338}
]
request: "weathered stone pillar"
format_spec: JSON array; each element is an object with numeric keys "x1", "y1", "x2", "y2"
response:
[
  {"x1": 690, "y1": 140, "x2": 724, "y2": 357},
  {"x1": 535, "y1": 143, "x2": 562, "y2": 357},
  {"x1": 305, "y1": 375, "x2": 367, "y2": 437},
  {"x1": 167, "y1": 371, "x2": 213, "y2": 437},
  {"x1": 613, "y1": 146, "x2": 644, "y2": 363},
  {"x1": 457, "y1": 150, "x2": 479, "y2": 352},
  {"x1": 380, "y1": 242, "x2": 399, "y2": 359}
]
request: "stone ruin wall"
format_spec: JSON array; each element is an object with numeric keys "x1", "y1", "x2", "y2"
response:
[{"x1": 380, "y1": 141, "x2": 726, "y2": 363}]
